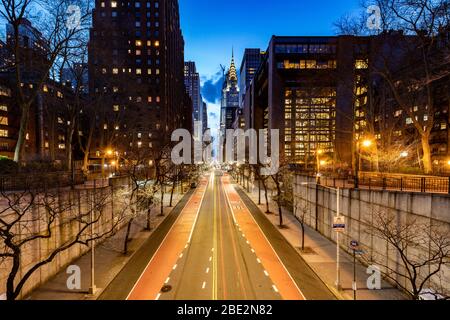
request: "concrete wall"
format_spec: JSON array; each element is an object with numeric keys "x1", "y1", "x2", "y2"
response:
[
  {"x1": 293, "y1": 175, "x2": 450, "y2": 296},
  {"x1": 0, "y1": 183, "x2": 130, "y2": 300}
]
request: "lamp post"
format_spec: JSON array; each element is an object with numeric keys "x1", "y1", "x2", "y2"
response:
[
  {"x1": 301, "y1": 181, "x2": 341, "y2": 290},
  {"x1": 354, "y1": 139, "x2": 373, "y2": 189}
]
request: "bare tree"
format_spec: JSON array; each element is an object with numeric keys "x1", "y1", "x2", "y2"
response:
[
  {"x1": 0, "y1": 0, "x2": 92, "y2": 162},
  {"x1": 0, "y1": 178, "x2": 124, "y2": 300},
  {"x1": 336, "y1": 0, "x2": 450, "y2": 174},
  {"x1": 364, "y1": 209, "x2": 450, "y2": 300}
]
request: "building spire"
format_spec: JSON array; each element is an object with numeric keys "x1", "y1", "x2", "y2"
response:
[{"x1": 228, "y1": 47, "x2": 237, "y2": 82}]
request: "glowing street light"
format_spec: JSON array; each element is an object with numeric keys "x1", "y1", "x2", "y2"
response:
[
  {"x1": 106, "y1": 149, "x2": 113, "y2": 156},
  {"x1": 362, "y1": 139, "x2": 373, "y2": 148}
]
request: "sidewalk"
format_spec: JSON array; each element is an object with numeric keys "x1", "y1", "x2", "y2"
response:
[
  {"x1": 237, "y1": 182, "x2": 407, "y2": 300},
  {"x1": 25, "y1": 190, "x2": 186, "y2": 300}
]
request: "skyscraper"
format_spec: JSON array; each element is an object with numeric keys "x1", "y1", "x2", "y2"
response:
[
  {"x1": 220, "y1": 51, "x2": 239, "y2": 137},
  {"x1": 88, "y1": 0, "x2": 186, "y2": 159},
  {"x1": 184, "y1": 61, "x2": 203, "y2": 130},
  {"x1": 239, "y1": 48, "x2": 263, "y2": 108}
]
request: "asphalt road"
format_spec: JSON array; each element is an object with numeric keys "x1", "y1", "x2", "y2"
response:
[
  {"x1": 101, "y1": 170, "x2": 334, "y2": 300},
  {"x1": 160, "y1": 171, "x2": 281, "y2": 300}
]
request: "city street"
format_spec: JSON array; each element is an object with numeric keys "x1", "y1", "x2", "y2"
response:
[{"x1": 100, "y1": 171, "x2": 333, "y2": 300}]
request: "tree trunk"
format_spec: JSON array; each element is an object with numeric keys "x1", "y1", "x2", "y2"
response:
[
  {"x1": 146, "y1": 208, "x2": 152, "y2": 231},
  {"x1": 123, "y1": 218, "x2": 134, "y2": 254},
  {"x1": 159, "y1": 189, "x2": 165, "y2": 216},
  {"x1": 169, "y1": 180, "x2": 176, "y2": 207},
  {"x1": 258, "y1": 179, "x2": 261, "y2": 205},
  {"x1": 421, "y1": 134, "x2": 432, "y2": 174},
  {"x1": 262, "y1": 180, "x2": 270, "y2": 213},
  {"x1": 301, "y1": 223, "x2": 305, "y2": 251},
  {"x1": 13, "y1": 103, "x2": 31, "y2": 162},
  {"x1": 6, "y1": 254, "x2": 20, "y2": 300}
]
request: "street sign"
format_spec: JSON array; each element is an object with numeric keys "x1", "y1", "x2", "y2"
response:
[
  {"x1": 333, "y1": 216, "x2": 345, "y2": 232},
  {"x1": 350, "y1": 240, "x2": 359, "y2": 249}
]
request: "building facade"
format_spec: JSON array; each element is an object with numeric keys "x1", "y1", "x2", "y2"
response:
[
  {"x1": 243, "y1": 34, "x2": 450, "y2": 173},
  {"x1": 239, "y1": 48, "x2": 263, "y2": 109},
  {"x1": 88, "y1": 0, "x2": 186, "y2": 161},
  {"x1": 184, "y1": 61, "x2": 205, "y2": 131},
  {"x1": 220, "y1": 52, "x2": 240, "y2": 137}
]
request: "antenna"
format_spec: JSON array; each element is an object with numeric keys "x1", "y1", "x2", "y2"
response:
[{"x1": 219, "y1": 64, "x2": 225, "y2": 79}]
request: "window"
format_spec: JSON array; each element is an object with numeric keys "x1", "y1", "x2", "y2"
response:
[
  {"x1": 0, "y1": 105, "x2": 7, "y2": 111},
  {"x1": 406, "y1": 117, "x2": 413, "y2": 125},
  {"x1": 147, "y1": 68, "x2": 152, "y2": 75},
  {"x1": 154, "y1": 40, "x2": 160, "y2": 47},
  {"x1": 355, "y1": 59, "x2": 369, "y2": 69},
  {"x1": 0, "y1": 129, "x2": 8, "y2": 137},
  {"x1": 112, "y1": 68, "x2": 119, "y2": 74},
  {"x1": 113, "y1": 105, "x2": 119, "y2": 112},
  {"x1": 0, "y1": 116, "x2": 8, "y2": 125},
  {"x1": 135, "y1": 40, "x2": 142, "y2": 46},
  {"x1": 136, "y1": 68, "x2": 142, "y2": 75},
  {"x1": 111, "y1": 1, "x2": 117, "y2": 7},
  {"x1": 135, "y1": 1, "x2": 141, "y2": 7}
]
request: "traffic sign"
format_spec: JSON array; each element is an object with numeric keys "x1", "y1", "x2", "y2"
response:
[
  {"x1": 333, "y1": 216, "x2": 345, "y2": 232},
  {"x1": 350, "y1": 240, "x2": 359, "y2": 249}
]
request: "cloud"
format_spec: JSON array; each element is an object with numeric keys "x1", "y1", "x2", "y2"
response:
[{"x1": 201, "y1": 71, "x2": 223, "y2": 104}]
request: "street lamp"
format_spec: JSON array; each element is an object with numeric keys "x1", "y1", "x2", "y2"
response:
[
  {"x1": 301, "y1": 182, "x2": 342, "y2": 290},
  {"x1": 354, "y1": 138, "x2": 373, "y2": 189}
]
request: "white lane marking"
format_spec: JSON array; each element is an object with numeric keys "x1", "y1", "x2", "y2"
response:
[
  {"x1": 179, "y1": 253, "x2": 183, "y2": 258},
  {"x1": 209, "y1": 256, "x2": 212, "y2": 262},
  {"x1": 173, "y1": 264, "x2": 177, "y2": 270},
  {"x1": 187, "y1": 174, "x2": 211, "y2": 244},
  {"x1": 155, "y1": 293, "x2": 161, "y2": 300},
  {"x1": 185, "y1": 244, "x2": 188, "y2": 249},
  {"x1": 126, "y1": 179, "x2": 208, "y2": 300},
  {"x1": 272, "y1": 285, "x2": 279, "y2": 293},
  {"x1": 264, "y1": 270, "x2": 269, "y2": 277},
  {"x1": 211, "y1": 248, "x2": 214, "y2": 252},
  {"x1": 222, "y1": 177, "x2": 307, "y2": 300},
  {"x1": 242, "y1": 233, "x2": 246, "y2": 238},
  {"x1": 251, "y1": 248, "x2": 255, "y2": 253},
  {"x1": 206, "y1": 267, "x2": 210, "y2": 274},
  {"x1": 246, "y1": 240, "x2": 250, "y2": 244},
  {"x1": 202, "y1": 281, "x2": 206, "y2": 289},
  {"x1": 165, "y1": 277, "x2": 170, "y2": 284},
  {"x1": 257, "y1": 258, "x2": 261, "y2": 264}
]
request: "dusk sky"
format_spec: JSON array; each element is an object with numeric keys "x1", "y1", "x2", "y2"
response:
[{"x1": 178, "y1": 0, "x2": 361, "y2": 130}]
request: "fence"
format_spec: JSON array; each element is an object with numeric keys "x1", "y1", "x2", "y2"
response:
[
  {"x1": 317, "y1": 172, "x2": 450, "y2": 194},
  {"x1": 0, "y1": 171, "x2": 86, "y2": 191}
]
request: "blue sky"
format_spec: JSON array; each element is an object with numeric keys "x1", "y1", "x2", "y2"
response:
[{"x1": 178, "y1": 0, "x2": 361, "y2": 129}]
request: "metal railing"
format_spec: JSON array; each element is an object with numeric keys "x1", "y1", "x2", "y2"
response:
[
  {"x1": 318, "y1": 172, "x2": 450, "y2": 194},
  {"x1": 0, "y1": 171, "x2": 86, "y2": 191}
]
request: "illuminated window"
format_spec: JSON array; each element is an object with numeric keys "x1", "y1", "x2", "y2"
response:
[
  {"x1": 136, "y1": 49, "x2": 141, "y2": 56},
  {"x1": 111, "y1": 1, "x2": 117, "y2": 7},
  {"x1": 102, "y1": 68, "x2": 107, "y2": 74},
  {"x1": 135, "y1": 40, "x2": 142, "y2": 46},
  {"x1": 148, "y1": 96, "x2": 152, "y2": 102},
  {"x1": 113, "y1": 105, "x2": 119, "y2": 112},
  {"x1": 112, "y1": 68, "x2": 119, "y2": 74},
  {"x1": 0, "y1": 105, "x2": 7, "y2": 111},
  {"x1": 155, "y1": 69, "x2": 160, "y2": 75},
  {"x1": 57, "y1": 117, "x2": 63, "y2": 124},
  {"x1": 154, "y1": 40, "x2": 160, "y2": 47},
  {"x1": 57, "y1": 91, "x2": 63, "y2": 98},
  {"x1": 58, "y1": 144, "x2": 66, "y2": 150},
  {"x1": 156, "y1": 96, "x2": 160, "y2": 102},
  {"x1": 0, "y1": 116, "x2": 8, "y2": 125},
  {"x1": 147, "y1": 68, "x2": 152, "y2": 75},
  {"x1": 136, "y1": 68, "x2": 142, "y2": 75},
  {"x1": 104, "y1": 123, "x2": 108, "y2": 130},
  {"x1": 0, "y1": 129, "x2": 7, "y2": 137},
  {"x1": 355, "y1": 59, "x2": 369, "y2": 69},
  {"x1": 406, "y1": 117, "x2": 413, "y2": 125},
  {"x1": 441, "y1": 123, "x2": 447, "y2": 130},
  {"x1": 43, "y1": 85, "x2": 48, "y2": 92}
]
